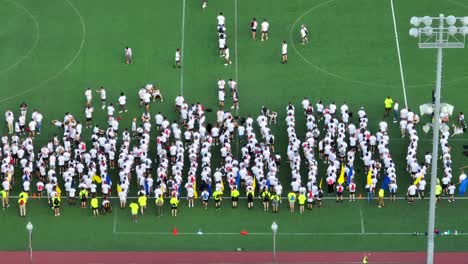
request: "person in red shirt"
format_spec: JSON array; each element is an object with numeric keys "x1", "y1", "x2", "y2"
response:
[
  {"x1": 336, "y1": 184, "x2": 344, "y2": 203},
  {"x1": 349, "y1": 179, "x2": 356, "y2": 202},
  {"x1": 251, "y1": 18, "x2": 257, "y2": 39}
]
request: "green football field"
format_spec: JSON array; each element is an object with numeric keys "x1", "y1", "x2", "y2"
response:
[{"x1": 1, "y1": 0, "x2": 468, "y2": 253}]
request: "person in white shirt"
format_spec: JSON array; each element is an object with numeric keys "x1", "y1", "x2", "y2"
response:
[
  {"x1": 300, "y1": 24, "x2": 308, "y2": 44},
  {"x1": 202, "y1": 0, "x2": 207, "y2": 9},
  {"x1": 218, "y1": 79, "x2": 226, "y2": 107},
  {"x1": 418, "y1": 178, "x2": 426, "y2": 199},
  {"x1": 281, "y1": 41, "x2": 288, "y2": 64},
  {"x1": 84, "y1": 106, "x2": 94, "y2": 128},
  {"x1": 393, "y1": 100, "x2": 399, "y2": 122},
  {"x1": 447, "y1": 182, "x2": 456, "y2": 202},
  {"x1": 125, "y1": 46, "x2": 132, "y2": 64},
  {"x1": 85, "y1": 88, "x2": 92, "y2": 106},
  {"x1": 175, "y1": 48, "x2": 181, "y2": 68},
  {"x1": 28, "y1": 120, "x2": 37, "y2": 138},
  {"x1": 218, "y1": 34, "x2": 226, "y2": 57},
  {"x1": 407, "y1": 184, "x2": 417, "y2": 204},
  {"x1": 261, "y1": 19, "x2": 269, "y2": 41},
  {"x1": 217, "y1": 12, "x2": 225, "y2": 26},
  {"x1": 96, "y1": 86, "x2": 107, "y2": 109},
  {"x1": 118, "y1": 92, "x2": 127, "y2": 113},
  {"x1": 224, "y1": 45, "x2": 231, "y2": 66}
]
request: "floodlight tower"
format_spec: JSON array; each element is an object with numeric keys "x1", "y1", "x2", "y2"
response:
[{"x1": 409, "y1": 14, "x2": 468, "y2": 264}]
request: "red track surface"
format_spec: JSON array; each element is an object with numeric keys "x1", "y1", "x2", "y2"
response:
[{"x1": 1, "y1": 251, "x2": 467, "y2": 264}]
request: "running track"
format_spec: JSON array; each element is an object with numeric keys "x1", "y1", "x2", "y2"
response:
[{"x1": 1, "y1": 252, "x2": 468, "y2": 263}]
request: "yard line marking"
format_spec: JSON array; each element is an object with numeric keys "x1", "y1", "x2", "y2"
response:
[
  {"x1": 234, "y1": 0, "x2": 240, "y2": 157},
  {"x1": 114, "y1": 231, "x2": 443, "y2": 236},
  {"x1": 113, "y1": 207, "x2": 117, "y2": 234},
  {"x1": 390, "y1": 0, "x2": 408, "y2": 109},
  {"x1": 179, "y1": 0, "x2": 186, "y2": 96},
  {"x1": 359, "y1": 208, "x2": 365, "y2": 234},
  {"x1": 0, "y1": 0, "x2": 86, "y2": 103},
  {"x1": 0, "y1": 0, "x2": 40, "y2": 75}
]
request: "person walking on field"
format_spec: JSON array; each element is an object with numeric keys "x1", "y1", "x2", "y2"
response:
[
  {"x1": 378, "y1": 188, "x2": 384, "y2": 208},
  {"x1": 384, "y1": 96, "x2": 393, "y2": 118},
  {"x1": 125, "y1": 46, "x2": 132, "y2": 64}
]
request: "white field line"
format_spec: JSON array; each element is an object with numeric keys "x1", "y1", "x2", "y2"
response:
[
  {"x1": 0, "y1": 0, "x2": 86, "y2": 103},
  {"x1": 0, "y1": 0, "x2": 40, "y2": 75},
  {"x1": 359, "y1": 208, "x2": 365, "y2": 234},
  {"x1": 179, "y1": 0, "x2": 186, "y2": 96},
  {"x1": 113, "y1": 231, "x2": 458, "y2": 236},
  {"x1": 390, "y1": 0, "x2": 408, "y2": 109},
  {"x1": 113, "y1": 207, "x2": 117, "y2": 233},
  {"x1": 14, "y1": 196, "x2": 468, "y2": 200}
]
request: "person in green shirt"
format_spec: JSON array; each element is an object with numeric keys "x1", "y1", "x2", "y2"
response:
[
  {"x1": 155, "y1": 194, "x2": 164, "y2": 217},
  {"x1": 271, "y1": 192, "x2": 280, "y2": 213},
  {"x1": 378, "y1": 188, "x2": 384, "y2": 208},
  {"x1": 231, "y1": 187, "x2": 240, "y2": 208},
  {"x1": 170, "y1": 196, "x2": 179, "y2": 216},
  {"x1": 435, "y1": 183, "x2": 443, "y2": 202},
  {"x1": 261, "y1": 188, "x2": 270, "y2": 211},
  {"x1": 129, "y1": 200, "x2": 139, "y2": 223},
  {"x1": 138, "y1": 194, "x2": 147, "y2": 215},
  {"x1": 91, "y1": 196, "x2": 99, "y2": 216},
  {"x1": 80, "y1": 188, "x2": 88, "y2": 208},
  {"x1": 213, "y1": 190, "x2": 222, "y2": 210},
  {"x1": 384, "y1": 96, "x2": 393, "y2": 118},
  {"x1": 0, "y1": 189, "x2": 9, "y2": 209},
  {"x1": 287, "y1": 191, "x2": 296, "y2": 212},
  {"x1": 298, "y1": 193, "x2": 306, "y2": 214}
]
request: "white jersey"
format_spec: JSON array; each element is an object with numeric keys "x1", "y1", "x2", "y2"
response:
[
  {"x1": 301, "y1": 27, "x2": 308, "y2": 38},
  {"x1": 219, "y1": 38, "x2": 226, "y2": 49},
  {"x1": 217, "y1": 15, "x2": 225, "y2": 25},
  {"x1": 125, "y1": 48, "x2": 132, "y2": 56},
  {"x1": 175, "y1": 51, "x2": 181, "y2": 61},
  {"x1": 261, "y1": 21, "x2": 269, "y2": 32},
  {"x1": 282, "y1": 43, "x2": 287, "y2": 55}
]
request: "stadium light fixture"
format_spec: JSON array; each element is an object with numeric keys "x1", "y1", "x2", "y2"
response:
[{"x1": 410, "y1": 14, "x2": 466, "y2": 264}]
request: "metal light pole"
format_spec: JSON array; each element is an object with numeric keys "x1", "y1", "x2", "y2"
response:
[
  {"x1": 271, "y1": 221, "x2": 278, "y2": 264},
  {"x1": 410, "y1": 15, "x2": 467, "y2": 264},
  {"x1": 26, "y1": 221, "x2": 33, "y2": 264}
]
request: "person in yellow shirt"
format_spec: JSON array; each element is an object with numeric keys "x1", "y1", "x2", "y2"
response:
[
  {"x1": 231, "y1": 187, "x2": 240, "y2": 208},
  {"x1": 91, "y1": 196, "x2": 99, "y2": 216},
  {"x1": 287, "y1": 191, "x2": 296, "y2": 213},
  {"x1": 435, "y1": 183, "x2": 442, "y2": 202},
  {"x1": 271, "y1": 192, "x2": 280, "y2": 213},
  {"x1": 53, "y1": 196, "x2": 61, "y2": 216},
  {"x1": 247, "y1": 190, "x2": 254, "y2": 209},
  {"x1": 261, "y1": 188, "x2": 270, "y2": 211},
  {"x1": 384, "y1": 96, "x2": 393, "y2": 118},
  {"x1": 80, "y1": 188, "x2": 88, "y2": 209},
  {"x1": 0, "y1": 189, "x2": 9, "y2": 209},
  {"x1": 155, "y1": 194, "x2": 164, "y2": 217},
  {"x1": 18, "y1": 194, "x2": 27, "y2": 217},
  {"x1": 378, "y1": 188, "x2": 385, "y2": 208},
  {"x1": 129, "y1": 200, "x2": 139, "y2": 223},
  {"x1": 170, "y1": 195, "x2": 179, "y2": 216},
  {"x1": 138, "y1": 194, "x2": 147, "y2": 215},
  {"x1": 298, "y1": 193, "x2": 306, "y2": 214},
  {"x1": 213, "y1": 190, "x2": 222, "y2": 210}
]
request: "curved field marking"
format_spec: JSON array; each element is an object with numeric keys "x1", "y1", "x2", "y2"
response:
[
  {"x1": 0, "y1": 0, "x2": 40, "y2": 74},
  {"x1": 289, "y1": 0, "x2": 468, "y2": 89},
  {"x1": 0, "y1": 0, "x2": 86, "y2": 103}
]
